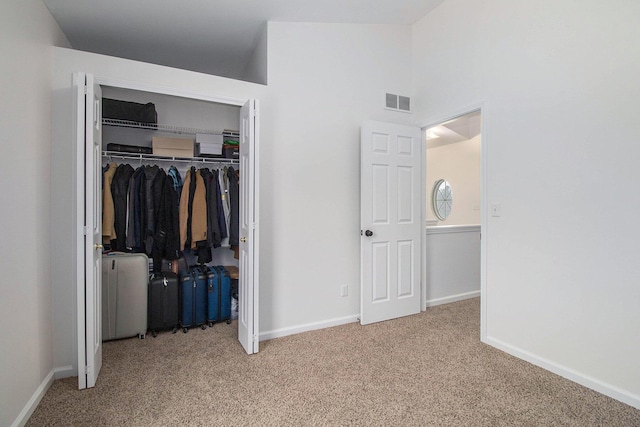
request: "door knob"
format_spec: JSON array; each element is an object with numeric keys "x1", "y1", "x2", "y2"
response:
[
  {"x1": 94, "y1": 243, "x2": 103, "y2": 250},
  {"x1": 240, "y1": 237, "x2": 247, "y2": 243},
  {"x1": 365, "y1": 230, "x2": 373, "y2": 237}
]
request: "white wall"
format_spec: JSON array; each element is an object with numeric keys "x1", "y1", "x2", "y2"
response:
[
  {"x1": 260, "y1": 22, "x2": 414, "y2": 337},
  {"x1": 427, "y1": 134, "x2": 480, "y2": 225},
  {"x1": 413, "y1": 0, "x2": 640, "y2": 407},
  {"x1": 243, "y1": 23, "x2": 268, "y2": 85},
  {"x1": 426, "y1": 225, "x2": 480, "y2": 306},
  {"x1": 0, "y1": 1, "x2": 69, "y2": 426}
]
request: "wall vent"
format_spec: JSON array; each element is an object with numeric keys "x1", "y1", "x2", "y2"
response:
[{"x1": 385, "y1": 93, "x2": 411, "y2": 113}]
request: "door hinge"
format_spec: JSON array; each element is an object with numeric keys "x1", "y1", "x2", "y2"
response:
[
  {"x1": 85, "y1": 365, "x2": 90, "y2": 375},
  {"x1": 84, "y1": 85, "x2": 88, "y2": 95},
  {"x1": 253, "y1": 335, "x2": 258, "y2": 343},
  {"x1": 83, "y1": 226, "x2": 89, "y2": 235}
]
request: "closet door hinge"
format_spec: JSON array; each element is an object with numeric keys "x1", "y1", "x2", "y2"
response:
[
  {"x1": 83, "y1": 226, "x2": 89, "y2": 235},
  {"x1": 253, "y1": 335, "x2": 258, "y2": 343},
  {"x1": 83, "y1": 85, "x2": 88, "y2": 95}
]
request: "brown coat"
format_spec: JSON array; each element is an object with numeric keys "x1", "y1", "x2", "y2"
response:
[
  {"x1": 179, "y1": 169, "x2": 208, "y2": 250},
  {"x1": 102, "y1": 163, "x2": 117, "y2": 244}
]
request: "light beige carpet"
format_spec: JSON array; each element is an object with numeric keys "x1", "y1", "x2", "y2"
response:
[{"x1": 27, "y1": 298, "x2": 640, "y2": 426}]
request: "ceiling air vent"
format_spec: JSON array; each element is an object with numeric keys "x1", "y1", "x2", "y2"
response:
[{"x1": 385, "y1": 93, "x2": 411, "y2": 113}]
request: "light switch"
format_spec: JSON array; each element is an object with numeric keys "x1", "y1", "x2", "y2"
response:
[{"x1": 491, "y1": 203, "x2": 501, "y2": 217}]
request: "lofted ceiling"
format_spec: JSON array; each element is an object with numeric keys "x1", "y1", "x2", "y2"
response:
[
  {"x1": 43, "y1": 0, "x2": 445, "y2": 83},
  {"x1": 426, "y1": 111, "x2": 482, "y2": 148}
]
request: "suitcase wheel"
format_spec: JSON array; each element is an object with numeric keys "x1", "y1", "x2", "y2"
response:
[
  {"x1": 139, "y1": 333, "x2": 145, "y2": 339},
  {"x1": 172, "y1": 327, "x2": 177, "y2": 334},
  {"x1": 226, "y1": 319, "x2": 231, "y2": 324},
  {"x1": 200, "y1": 324, "x2": 207, "y2": 330},
  {"x1": 208, "y1": 321, "x2": 214, "y2": 328},
  {"x1": 182, "y1": 327, "x2": 188, "y2": 333},
  {"x1": 151, "y1": 331, "x2": 157, "y2": 338}
]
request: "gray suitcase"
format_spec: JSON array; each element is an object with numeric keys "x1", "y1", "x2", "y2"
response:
[{"x1": 102, "y1": 252, "x2": 149, "y2": 341}]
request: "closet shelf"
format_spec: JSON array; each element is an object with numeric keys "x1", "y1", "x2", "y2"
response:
[
  {"x1": 102, "y1": 118, "x2": 240, "y2": 138},
  {"x1": 102, "y1": 151, "x2": 239, "y2": 165}
]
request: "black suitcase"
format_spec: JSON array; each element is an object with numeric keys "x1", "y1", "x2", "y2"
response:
[{"x1": 148, "y1": 272, "x2": 180, "y2": 337}]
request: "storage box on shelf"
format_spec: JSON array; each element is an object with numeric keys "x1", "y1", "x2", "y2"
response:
[{"x1": 152, "y1": 136, "x2": 194, "y2": 158}]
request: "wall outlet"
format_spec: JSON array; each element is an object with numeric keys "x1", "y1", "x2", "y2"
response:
[{"x1": 341, "y1": 284, "x2": 348, "y2": 297}]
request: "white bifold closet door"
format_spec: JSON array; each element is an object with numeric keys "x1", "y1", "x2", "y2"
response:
[
  {"x1": 75, "y1": 72, "x2": 103, "y2": 389},
  {"x1": 238, "y1": 99, "x2": 260, "y2": 354}
]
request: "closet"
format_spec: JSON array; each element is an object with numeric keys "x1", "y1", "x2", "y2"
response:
[
  {"x1": 101, "y1": 87, "x2": 241, "y2": 269},
  {"x1": 74, "y1": 72, "x2": 259, "y2": 389}
]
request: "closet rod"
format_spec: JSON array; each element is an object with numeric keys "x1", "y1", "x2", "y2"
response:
[{"x1": 102, "y1": 151, "x2": 239, "y2": 166}]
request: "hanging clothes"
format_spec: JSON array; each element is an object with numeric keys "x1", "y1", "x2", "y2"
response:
[
  {"x1": 102, "y1": 163, "x2": 117, "y2": 245},
  {"x1": 110, "y1": 163, "x2": 135, "y2": 251},
  {"x1": 200, "y1": 168, "x2": 222, "y2": 248},
  {"x1": 215, "y1": 169, "x2": 228, "y2": 243},
  {"x1": 125, "y1": 166, "x2": 145, "y2": 250},
  {"x1": 143, "y1": 165, "x2": 161, "y2": 255},
  {"x1": 168, "y1": 165, "x2": 183, "y2": 202},
  {"x1": 179, "y1": 167, "x2": 207, "y2": 251},
  {"x1": 227, "y1": 166, "x2": 240, "y2": 259},
  {"x1": 151, "y1": 169, "x2": 181, "y2": 271}
]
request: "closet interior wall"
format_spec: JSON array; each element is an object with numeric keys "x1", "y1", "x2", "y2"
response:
[{"x1": 101, "y1": 86, "x2": 242, "y2": 267}]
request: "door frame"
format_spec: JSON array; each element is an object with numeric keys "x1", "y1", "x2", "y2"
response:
[
  {"x1": 419, "y1": 103, "x2": 487, "y2": 340},
  {"x1": 76, "y1": 74, "x2": 259, "y2": 386}
]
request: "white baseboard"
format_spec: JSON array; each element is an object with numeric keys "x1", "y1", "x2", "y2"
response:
[
  {"x1": 260, "y1": 314, "x2": 359, "y2": 341},
  {"x1": 483, "y1": 335, "x2": 640, "y2": 410},
  {"x1": 53, "y1": 365, "x2": 74, "y2": 380},
  {"x1": 425, "y1": 290, "x2": 480, "y2": 307},
  {"x1": 11, "y1": 369, "x2": 55, "y2": 427}
]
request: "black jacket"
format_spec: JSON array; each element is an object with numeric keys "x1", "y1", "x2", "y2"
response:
[
  {"x1": 110, "y1": 163, "x2": 134, "y2": 251},
  {"x1": 151, "y1": 169, "x2": 180, "y2": 271}
]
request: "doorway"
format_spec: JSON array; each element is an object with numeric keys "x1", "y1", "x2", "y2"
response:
[{"x1": 422, "y1": 108, "x2": 485, "y2": 331}]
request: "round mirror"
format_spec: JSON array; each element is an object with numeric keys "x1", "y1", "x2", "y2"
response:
[{"x1": 432, "y1": 179, "x2": 453, "y2": 220}]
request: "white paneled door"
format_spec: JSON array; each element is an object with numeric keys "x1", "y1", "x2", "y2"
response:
[
  {"x1": 361, "y1": 120, "x2": 422, "y2": 325},
  {"x1": 238, "y1": 99, "x2": 260, "y2": 354},
  {"x1": 75, "y1": 72, "x2": 103, "y2": 389}
]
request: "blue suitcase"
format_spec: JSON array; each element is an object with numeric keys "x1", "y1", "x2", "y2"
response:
[
  {"x1": 179, "y1": 266, "x2": 207, "y2": 333},
  {"x1": 206, "y1": 266, "x2": 232, "y2": 326}
]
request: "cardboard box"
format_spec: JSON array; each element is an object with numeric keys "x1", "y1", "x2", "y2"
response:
[{"x1": 152, "y1": 136, "x2": 194, "y2": 158}]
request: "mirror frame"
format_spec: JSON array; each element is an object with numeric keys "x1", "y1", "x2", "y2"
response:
[{"x1": 431, "y1": 179, "x2": 453, "y2": 221}]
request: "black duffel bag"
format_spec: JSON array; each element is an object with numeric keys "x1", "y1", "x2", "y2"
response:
[{"x1": 103, "y1": 98, "x2": 158, "y2": 124}]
